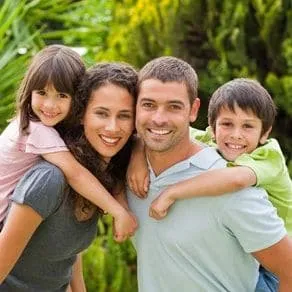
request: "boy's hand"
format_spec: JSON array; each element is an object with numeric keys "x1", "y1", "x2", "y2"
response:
[
  {"x1": 149, "y1": 188, "x2": 176, "y2": 220},
  {"x1": 127, "y1": 169, "x2": 149, "y2": 199},
  {"x1": 113, "y1": 209, "x2": 138, "y2": 242}
]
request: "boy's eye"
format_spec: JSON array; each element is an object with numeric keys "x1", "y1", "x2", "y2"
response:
[
  {"x1": 220, "y1": 122, "x2": 232, "y2": 127},
  {"x1": 243, "y1": 124, "x2": 253, "y2": 129}
]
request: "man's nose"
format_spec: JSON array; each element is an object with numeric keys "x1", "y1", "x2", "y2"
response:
[{"x1": 151, "y1": 108, "x2": 168, "y2": 126}]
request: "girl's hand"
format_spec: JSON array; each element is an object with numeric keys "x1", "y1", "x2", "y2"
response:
[
  {"x1": 149, "y1": 188, "x2": 176, "y2": 220},
  {"x1": 113, "y1": 209, "x2": 138, "y2": 242}
]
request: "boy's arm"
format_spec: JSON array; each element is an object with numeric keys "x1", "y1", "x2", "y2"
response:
[
  {"x1": 43, "y1": 151, "x2": 137, "y2": 240},
  {"x1": 69, "y1": 253, "x2": 86, "y2": 292},
  {"x1": 149, "y1": 166, "x2": 256, "y2": 219},
  {"x1": 126, "y1": 136, "x2": 149, "y2": 198}
]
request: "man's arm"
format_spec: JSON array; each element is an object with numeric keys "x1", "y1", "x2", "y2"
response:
[{"x1": 69, "y1": 253, "x2": 87, "y2": 292}]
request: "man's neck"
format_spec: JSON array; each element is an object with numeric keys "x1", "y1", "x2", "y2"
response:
[{"x1": 146, "y1": 140, "x2": 202, "y2": 176}]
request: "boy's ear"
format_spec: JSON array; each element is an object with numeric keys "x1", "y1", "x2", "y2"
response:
[{"x1": 259, "y1": 126, "x2": 272, "y2": 144}]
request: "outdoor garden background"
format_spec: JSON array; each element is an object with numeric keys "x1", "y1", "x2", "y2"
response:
[{"x1": 0, "y1": 0, "x2": 291, "y2": 291}]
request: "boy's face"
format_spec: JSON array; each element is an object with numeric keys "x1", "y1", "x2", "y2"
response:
[{"x1": 212, "y1": 104, "x2": 270, "y2": 161}]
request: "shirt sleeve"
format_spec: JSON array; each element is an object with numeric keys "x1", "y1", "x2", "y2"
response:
[
  {"x1": 25, "y1": 122, "x2": 68, "y2": 154},
  {"x1": 189, "y1": 126, "x2": 216, "y2": 146},
  {"x1": 220, "y1": 187, "x2": 287, "y2": 253},
  {"x1": 228, "y1": 139, "x2": 285, "y2": 187},
  {"x1": 11, "y1": 162, "x2": 66, "y2": 219}
]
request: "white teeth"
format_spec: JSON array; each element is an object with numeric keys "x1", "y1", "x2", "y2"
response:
[
  {"x1": 42, "y1": 111, "x2": 58, "y2": 118},
  {"x1": 100, "y1": 135, "x2": 119, "y2": 144},
  {"x1": 227, "y1": 143, "x2": 244, "y2": 149},
  {"x1": 150, "y1": 129, "x2": 171, "y2": 135}
]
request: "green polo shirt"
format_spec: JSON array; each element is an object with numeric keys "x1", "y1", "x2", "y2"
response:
[{"x1": 190, "y1": 126, "x2": 292, "y2": 235}]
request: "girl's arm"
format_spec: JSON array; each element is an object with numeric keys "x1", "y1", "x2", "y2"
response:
[
  {"x1": 43, "y1": 152, "x2": 137, "y2": 239},
  {"x1": 149, "y1": 166, "x2": 256, "y2": 219},
  {"x1": 0, "y1": 203, "x2": 43, "y2": 283},
  {"x1": 126, "y1": 136, "x2": 149, "y2": 198},
  {"x1": 69, "y1": 253, "x2": 87, "y2": 292}
]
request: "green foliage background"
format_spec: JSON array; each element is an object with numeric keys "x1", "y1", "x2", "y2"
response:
[{"x1": 0, "y1": 0, "x2": 291, "y2": 291}]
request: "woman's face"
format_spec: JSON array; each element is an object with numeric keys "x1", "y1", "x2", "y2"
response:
[{"x1": 82, "y1": 83, "x2": 135, "y2": 162}]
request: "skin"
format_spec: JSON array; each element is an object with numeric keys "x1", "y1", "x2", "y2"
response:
[
  {"x1": 0, "y1": 83, "x2": 137, "y2": 286},
  {"x1": 31, "y1": 83, "x2": 72, "y2": 127},
  {"x1": 214, "y1": 105, "x2": 270, "y2": 161},
  {"x1": 135, "y1": 79, "x2": 200, "y2": 175}
]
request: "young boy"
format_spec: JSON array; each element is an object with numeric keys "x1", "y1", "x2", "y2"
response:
[{"x1": 127, "y1": 78, "x2": 292, "y2": 235}]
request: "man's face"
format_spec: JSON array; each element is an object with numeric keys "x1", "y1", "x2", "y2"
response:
[{"x1": 136, "y1": 79, "x2": 199, "y2": 153}]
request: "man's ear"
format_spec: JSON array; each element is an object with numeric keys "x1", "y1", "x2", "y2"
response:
[
  {"x1": 189, "y1": 98, "x2": 200, "y2": 123},
  {"x1": 259, "y1": 126, "x2": 272, "y2": 145}
]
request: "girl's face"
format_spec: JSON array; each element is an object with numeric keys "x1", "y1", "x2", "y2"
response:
[
  {"x1": 31, "y1": 83, "x2": 72, "y2": 127},
  {"x1": 82, "y1": 83, "x2": 135, "y2": 162}
]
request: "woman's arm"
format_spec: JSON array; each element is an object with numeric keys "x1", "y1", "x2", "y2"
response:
[
  {"x1": 149, "y1": 166, "x2": 256, "y2": 219},
  {"x1": 69, "y1": 253, "x2": 86, "y2": 292},
  {"x1": 0, "y1": 203, "x2": 42, "y2": 283}
]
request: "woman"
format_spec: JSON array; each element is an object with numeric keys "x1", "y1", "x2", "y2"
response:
[{"x1": 0, "y1": 62, "x2": 138, "y2": 291}]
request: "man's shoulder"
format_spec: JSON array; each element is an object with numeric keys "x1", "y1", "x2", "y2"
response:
[{"x1": 189, "y1": 146, "x2": 226, "y2": 170}]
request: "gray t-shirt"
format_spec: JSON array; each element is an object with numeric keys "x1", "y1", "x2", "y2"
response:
[{"x1": 0, "y1": 161, "x2": 99, "y2": 292}]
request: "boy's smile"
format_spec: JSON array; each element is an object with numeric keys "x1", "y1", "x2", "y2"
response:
[{"x1": 214, "y1": 105, "x2": 270, "y2": 161}]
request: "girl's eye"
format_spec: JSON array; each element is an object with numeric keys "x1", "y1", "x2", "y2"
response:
[
  {"x1": 243, "y1": 124, "x2": 253, "y2": 129},
  {"x1": 59, "y1": 93, "x2": 70, "y2": 99},
  {"x1": 37, "y1": 90, "x2": 46, "y2": 96},
  {"x1": 220, "y1": 122, "x2": 232, "y2": 127}
]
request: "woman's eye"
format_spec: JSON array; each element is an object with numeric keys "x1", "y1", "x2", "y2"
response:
[
  {"x1": 119, "y1": 113, "x2": 132, "y2": 120},
  {"x1": 95, "y1": 111, "x2": 108, "y2": 118}
]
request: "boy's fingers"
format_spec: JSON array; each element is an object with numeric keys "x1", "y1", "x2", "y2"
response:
[{"x1": 143, "y1": 176, "x2": 150, "y2": 194}]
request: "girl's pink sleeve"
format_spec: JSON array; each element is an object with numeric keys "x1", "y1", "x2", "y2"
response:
[{"x1": 25, "y1": 122, "x2": 68, "y2": 154}]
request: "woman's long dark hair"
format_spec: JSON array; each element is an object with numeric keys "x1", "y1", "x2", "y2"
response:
[{"x1": 61, "y1": 62, "x2": 138, "y2": 215}]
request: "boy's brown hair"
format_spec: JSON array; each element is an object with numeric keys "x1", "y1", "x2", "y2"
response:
[{"x1": 208, "y1": 78, "x2": 277, "y2": 135}]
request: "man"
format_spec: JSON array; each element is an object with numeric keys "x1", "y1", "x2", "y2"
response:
[{"x1": 127, "y1": 56, "x2": 292, "y2": 291}]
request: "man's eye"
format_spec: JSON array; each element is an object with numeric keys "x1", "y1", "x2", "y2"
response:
[{"x1": 142, "y1": 102, "x2": 154, "y2": 108}]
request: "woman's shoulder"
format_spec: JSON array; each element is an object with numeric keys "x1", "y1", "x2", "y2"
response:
[{"x1": 11, "y1": 161, "x2": 67, "y2": 219}]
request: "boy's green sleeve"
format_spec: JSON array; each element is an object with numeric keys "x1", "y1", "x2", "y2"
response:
[
  {"x1": 228, "y1": 139, "x2": 285, "y2": 187},
  {"x1": 189, "y1": 126, "x2": 216, "y2": 146}
]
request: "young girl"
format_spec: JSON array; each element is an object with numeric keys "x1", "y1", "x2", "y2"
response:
[{"x1": 0, "y1": 45, "x2": 137, "y2": 241}]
